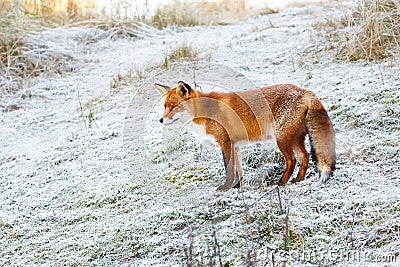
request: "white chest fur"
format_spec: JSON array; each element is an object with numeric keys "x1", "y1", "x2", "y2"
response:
[{"x1": 185, "y1": 122, "x2": 217, "y2": 148}]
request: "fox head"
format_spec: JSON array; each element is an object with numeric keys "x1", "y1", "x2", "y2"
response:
[{"x1": 155, "y1": 81, "x2": 195, "y2": 124}]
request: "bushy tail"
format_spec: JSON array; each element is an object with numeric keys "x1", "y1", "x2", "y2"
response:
[{"x1": 306, "y1": 97, "x2": 336, "y2": 183}]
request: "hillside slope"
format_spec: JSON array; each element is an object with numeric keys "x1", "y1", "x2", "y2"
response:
[{"x1": 1, "y1": 3, "x2": 399, "y2": 266}]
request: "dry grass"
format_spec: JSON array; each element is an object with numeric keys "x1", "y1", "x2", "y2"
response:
[
  {"x1": 0, "y1": 0, "x2": 89, "y2": 94},
  {"x1": 345, "y1": 0, "x2": 400, "y2": 60},
  {"x1": 0, "y1": 0, "x2": 96, "y2": 24},
  {"x1": 163, "y1": 41, "x2": 199, "y2": 69},
  {"x1": 0, "y1": 18, "x2": 83, "y2": 93},
  {"x1": 1, "y1": 18, "x2": 51, "y2": 93},
  {"x1": 0, "y1": 1, "x2": 158, "y2": 94},
  {"x1": 318, "y1": 0, "x2": 400, "y2": 61},
  {"x1": 150, "y1": 0, "x2": 252, "y2": 29}
]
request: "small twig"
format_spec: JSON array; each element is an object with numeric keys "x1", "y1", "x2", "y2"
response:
[
  {"x1": 207, "y1": 242, "x2": 214, "y2": 267},
  {"x1": 245, "y1": 185, "x2": 278, "y2": 209},
  {"x1": 291, "y1": 57, "x2": 295, "y2": 72},
  {"x1": 87, "y1": 107, "x2": 101, "y2": 130},
  {"x1": 76, "y1": 85, "x2": 87, "y2": 129},
  {"x1": 184, "y1": 227, "x2": 195, "y2": 267},
  {"x1": 377, "y1": 64, "x2": 385, "y2": 85},
  {"x1": 212, "y1": 228, "x2": 223, "y2": 267},
  {"x1": 192, "y1": 61, "x2": 198, "y2": 90},
  {"x1": 208, "y1": 206, "x2": 223, "y2": 267},
  {"x1": 283, "y1": 202, "x2": 290, "y2": 252},
  {"x1": 276, "y1": 186, "x2": 283, "y2": 214},
  {"x1": 348, "y1": 202, "x2": 361, "y2": 247},
  {"x1": 243, "y1": 234, "x2": 257, "y2": 267},
  {"x1": 240, "y1": 188, "x2": 251, "y2": 225},
  {"x1": 268, "y1": 16, "x2": 275, "y2": 28},
  {"x1": 281, "y1": 197, "x2": 290, "y2": 267}
]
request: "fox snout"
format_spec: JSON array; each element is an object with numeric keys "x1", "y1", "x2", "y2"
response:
[{"x1": 159, "y1": 112, "x2": 175, "y2": 124}]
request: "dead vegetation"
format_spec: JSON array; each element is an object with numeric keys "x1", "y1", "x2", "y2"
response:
[
  {"x1": 163, "y1": 41, "x2": 199, "y2": 69},
  {"x1": 0, "y1": 1, "x2": 158, "y2": 94},
  {"x1": 317, "y1": 0, "x2": 400, "y2": 61},
  {"x1": 150, "y1": 0, "x2": 265, "y2": 29},
  {"x1": 0, "y1": 25, "x2": 78, "y2": 93},
  {"x1": 0, "y1": 0, "x2": 89, "y2": 93}
]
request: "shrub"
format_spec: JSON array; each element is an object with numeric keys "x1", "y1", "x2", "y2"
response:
[
  {"x1": 342, "y1": 0, "x2": 399, "y2": 60},
  {"x1": 318, "y1": 0, "x2": 400, "y2": 61}
]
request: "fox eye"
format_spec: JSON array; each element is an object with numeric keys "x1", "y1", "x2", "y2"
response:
[{"x1": 171, "y1": 105, "x2": 176, "y2": 109}]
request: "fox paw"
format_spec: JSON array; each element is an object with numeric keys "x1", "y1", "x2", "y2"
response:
[
  {"x1": 232, "y1": 179, "x2": 242, "y2": 189},
  {"x1": 232, "y1": 182, "x2": 241, "y2": 189},
  {"x1": 278, "y1": 179, "x2": 287, "y2": 186},
  {"x1": 291, "y1": 178, "x2": 303, "y2": 184}
]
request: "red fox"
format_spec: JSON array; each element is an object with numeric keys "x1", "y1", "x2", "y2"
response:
[{"x1": 155, "y1": 81, "x2": 336, "y2": 191}]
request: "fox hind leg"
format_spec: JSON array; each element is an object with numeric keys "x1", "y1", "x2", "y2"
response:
[
  {"x1": 276, "y1": 138, "x2": 296, "y2": 186},
  {"x1": 291, "y1": 133, "x2": 309, "y2": 183}
]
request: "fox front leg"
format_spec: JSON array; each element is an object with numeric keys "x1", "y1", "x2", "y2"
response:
[
  {"x1": 216, "y1": 140, "x2": 236, "y2": 191},
  {"x1": 232, "y1": 147, "x2": 243, "y2": 188}
]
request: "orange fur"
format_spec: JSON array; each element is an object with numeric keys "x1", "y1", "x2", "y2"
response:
[{"x1": 156, "y1": 81, "x2": 336, "y2": 191}]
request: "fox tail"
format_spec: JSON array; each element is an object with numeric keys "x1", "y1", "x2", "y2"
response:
[{"x1": 306, "y1": 97, "x2": 336, "y2": 183}]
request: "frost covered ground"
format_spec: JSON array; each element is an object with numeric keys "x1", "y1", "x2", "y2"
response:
[{"x1": 1, "y1": 2, "x2": 399, "y2": 266}]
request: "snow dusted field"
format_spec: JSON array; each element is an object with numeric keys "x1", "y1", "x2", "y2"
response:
[{"x1": 1, "y1": 2, "x2": 399, "y2": 266}]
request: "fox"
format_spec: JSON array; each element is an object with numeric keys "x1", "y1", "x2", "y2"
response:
[{"x1": 155, "y1": 81, "x2": 336, "y2": 191}]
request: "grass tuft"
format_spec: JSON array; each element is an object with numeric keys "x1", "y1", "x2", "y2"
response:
[
  {"x1": 318, "y1": 0, "x2": 400, "y2": 61},
  {"x1": 163, "y1": 41, "x2": 198, "y2": 69}
]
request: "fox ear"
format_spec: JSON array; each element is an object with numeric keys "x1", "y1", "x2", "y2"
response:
[
  {"x1": 154, "y1": 83, "x2": 171, "y2": 95},
  {"x1": 177, "y1": 81, "x2": 192, "y2": 97}
]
